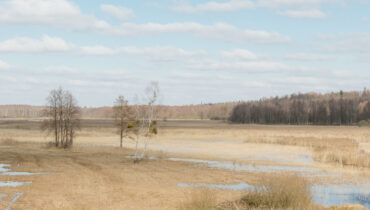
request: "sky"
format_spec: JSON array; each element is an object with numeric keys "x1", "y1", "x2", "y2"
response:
[{"x1": 0, "y1": 0, "x2": 369, "y2": 106}]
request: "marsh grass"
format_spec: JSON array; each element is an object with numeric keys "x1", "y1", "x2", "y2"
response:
[
  {"x1": 313, "y1": 149, "x2": 370, "y2": 168},
  {"x1": 358, "y1": 120, "x2": 370, "y2": 127},
  {"x1": 244, "y1": 136, "x2": 370, "y2": 168},
  {"x1": 241, "y1": 174, "x2": 312, "y2": 209},
  {"x1": 244, "y1": 136, "x2": 358, "y2": 150},
  {"x1": 179, "y1": 188, "x2": 217, "y2": 210},
  {"x1": 0, "y1": 138, "x2": 21, "y2": 145}
]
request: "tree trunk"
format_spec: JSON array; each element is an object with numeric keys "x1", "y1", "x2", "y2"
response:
[{"x1": 120, "y1": 129, "x2": 123, "y2": 148}]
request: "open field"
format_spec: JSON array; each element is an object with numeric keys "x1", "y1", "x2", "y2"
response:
[{"x1": 0, "y1": 119, "x2": 369, "y2": 209}]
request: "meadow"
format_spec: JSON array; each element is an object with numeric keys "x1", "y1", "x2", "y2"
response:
[{"x1": 0, "y1": 119, "x2": 369, "y2": 209}]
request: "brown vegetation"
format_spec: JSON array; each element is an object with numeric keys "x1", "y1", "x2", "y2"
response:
[
  {"x1": 113, "y1": 95, "x2": 132, "y2": 148},
  {"x1": 0, "y1": 102, "x2": 237, "y2": 120},
  {"x1": 244, "y1": 134, "x2": 370, "y2": 168},
  {"x1": 179, "y1": 188, "x2": 218, "y2": 210},
  {"x1": 313, "y1": 149, "x2": 370, "y2": 168},
  {"x1": 0, "y1": 120, "x2": 369, "y2": 209},
  {"x1": 241, "y1": 174, "x2": 312, "y2": 209},
  {"x1": 0, "y1": 142, "x2": 244, "y2": 210}
]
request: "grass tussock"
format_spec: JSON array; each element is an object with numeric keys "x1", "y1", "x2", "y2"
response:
[
  {"x1": 179, "y1": 188, "x2": 217, "y2": 210},
  {"x1": 241, "y1": 174, "x2": 312, "y2": 209}
]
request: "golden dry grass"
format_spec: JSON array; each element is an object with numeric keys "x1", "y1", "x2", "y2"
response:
[
  {"x1": 241, "y1": 173, "x2": 312, "y2": 209},
  {"x1": 0, "y1": 143, "x2": 247, "y2": 210},
  {"x1": 179, "y1": 188, "x2": 218, "y2": 210},
  {"x1": 243, "y1": 132, "x2": 370, "y2": 168},
  {"x1": 313, "y1": 149, "x2": 370, "y2": 168},
  {"x1": 0, "y1": 119, "x2": 369, "y2": 209}
]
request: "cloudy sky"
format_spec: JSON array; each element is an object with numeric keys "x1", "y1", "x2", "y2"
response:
[{"x1": 0, "y1": 0, "x2": 369, "y2": 106}]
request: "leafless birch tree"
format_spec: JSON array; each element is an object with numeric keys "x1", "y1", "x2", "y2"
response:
[{"x1": 132, "y1": 82, "x2": 159, "y2": 161}]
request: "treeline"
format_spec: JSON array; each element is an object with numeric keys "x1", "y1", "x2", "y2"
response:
[
  {"x1": 0, "y1": 105, "x2": 44, "y2": 118},
  {"x1": 0, "y1": 103, "x2": 236, "y2": 120},
  {"x1": 229, "y1": 90, "x2": 370, "y2": 125}
]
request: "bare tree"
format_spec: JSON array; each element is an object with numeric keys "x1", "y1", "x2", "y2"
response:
[
  {"x1": 113, "y1": 95, "x2": 132, "y2": 148},
  {"x1": 132, "y1": 102, "x2": 145, "y2": 158},
  {"x1": 140, "y1": 82, "x2": 159, "y2": 158},
  {"x1": 42, "y1": 88, "x2": 61, "y2": 147},
  {"x1": 63, "y1": 92, "x2": 80, "y2": 147},
  {"x1": 42, "y1": 87, "x2": 80, "y2": 148}
]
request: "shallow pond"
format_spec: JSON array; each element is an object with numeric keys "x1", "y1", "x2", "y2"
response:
[
  {"x1": 167, "y1": 157, "x2": 319, "y2": 174},
  {"x1": 0, "y1": 181, "x2": 32, "y2": 187},
  {"x1": 3, "y1": 192, "x2": 23, "y2": 210},
  {"x1": 178, "y1": 182, "x2": 254, "y2": 191},
  {"x1": 169, "y1": 157, "x2": 369, "y2": 208},
  {"x1": 1, "y1": 172, "x2": 49, "y2": 176},
  {"x1": 0, "y1": 164, "x2": 11, "y2": 172},
  {"x1": 0, "y1": 163, "x2": 50, "y2": 209},
  {"x1": 0, "y1": 163, "x2": 50, "y2": 176},
  {"x1": 313, "y1": 184, "x2": 370, "y2": 208}
]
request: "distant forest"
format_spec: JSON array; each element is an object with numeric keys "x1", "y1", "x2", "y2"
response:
[
  {"x1": 229, "y1": 89, "x2": 370, "y2": 125},
  {"x1": 1, "y1": 90, "x2": 370, "y2": 125},
  {"x1": 0, "y1": 103, "x2": 236, "y2": 120}
]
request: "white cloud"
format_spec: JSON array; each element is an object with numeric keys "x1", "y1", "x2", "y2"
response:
[
  {"x1": 0, "y1": 60, "x2": 11, "y2": 70},
  {"x1": 0, "y1": 35, "x2": 73, "y2": 53},
  {"x1": 68, "y1": 79, "x2": 90, "y2": 87},
  {"x1": 80, "y1": 46, "x2": 115, "y2": 55},
  {"x1": 172, "y1": 0, "x2": 340, "y2": 14},
  {"x1": 0, "y1": 0, "x2": 109, "y2": 30},
  {"x1": 361, "y1": 17, "x2": 370, "y2": 22},
  {"x1": 0, "y1": 35, "x2": 207, "y2": 59},
  {"x1": 278, "y1": 9, "x2": 327, "y2": 18},
  {"x1": 43, "y1": 66, "x2": 77, "y2": 74},
  {"x1": 284, "y1": 53, "x2": 331, "y2": 61},
  {"x1": 320, "y1": 33, "x2": 370, "y2": 53},
  {"x1": 109, "y1": 22, "x2": 290, "y2": 43},
  {"x1": 80, "y1": 46, "x2": 207, "y2": 61},
  {"x1": 271, "y1": 76, "x2": 321, "y2": 84},
  {"x1": 221, "y1": 49, "x2": 258, "y2": 60},
  {"x1": 257, "y1": 0, "x2": 341, "y2": 8},
  {"x1": 172, "y1": 0, "x2": 254, "y2": 13},
  {"x1": 0, "y1": 75, "x2": 17, "y2": 82},
  {"x1": 100, "y1": 4, "x2": 135, "y2": 20},
  {"x1": 187, "y1": 59, "x2": 292, "y2": 72},
  {"x1": 357, "y1": 53, "x2": 370, "y2": 62},
  {"x1": 170, "y1": 72, "x2": 205, "y2": 79},
  {"x1": 243, "y1": 81, "x2": 270, "y2": 88},
  {"x1": 0, "y1": 0, "x2": 290, "y2": 43}
]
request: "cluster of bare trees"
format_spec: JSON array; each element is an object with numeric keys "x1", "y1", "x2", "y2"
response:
[
  {"x1": 41, "y1": 82, "x2": 160, "y2": 155},
  {"x1": 42, "y1": 87, "x2": 80, "y2": 148},
  {"x1": 230, "y1": 89, "x2": 370, "y2": 125}
]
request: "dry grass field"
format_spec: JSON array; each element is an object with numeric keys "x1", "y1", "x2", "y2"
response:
[{"x1": 0, "y1": 119, "x2": 369, "y2": 209}]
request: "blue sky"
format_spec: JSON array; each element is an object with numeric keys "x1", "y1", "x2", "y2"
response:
[{"x1": 0, "y1": 0, "x2": 369, "y2": 106}]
